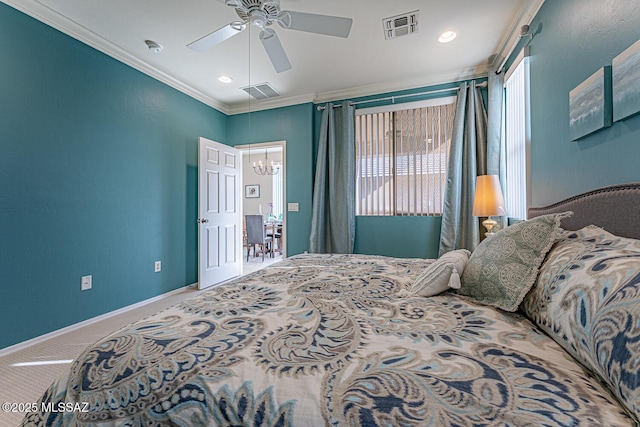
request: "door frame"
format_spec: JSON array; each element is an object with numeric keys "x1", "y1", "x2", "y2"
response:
[{"x1": 235, "y1": 140, "x2": 287, "y2": 262}]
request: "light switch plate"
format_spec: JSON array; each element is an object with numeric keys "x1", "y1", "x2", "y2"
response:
[{"x1": 288, "y1": 203, "x2": 299, "y2": 212}]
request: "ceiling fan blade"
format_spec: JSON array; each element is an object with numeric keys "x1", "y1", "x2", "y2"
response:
[
  {"x1": 187, "y1": 22, "x2": 246, "y2": 52},
  {"x1": 259, "y1": 29, "x2": 292, "y2": 73},
  {"x1": 279, "y1": 11, "x2": 353, "y2": 38}
]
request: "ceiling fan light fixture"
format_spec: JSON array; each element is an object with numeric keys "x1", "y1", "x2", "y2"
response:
[
  {"x1": 249, "y1": 9, "x2": 268, "y2": 27},
  {"x1": 438, "y1": 30, "x2": 456, "y2": 43}
]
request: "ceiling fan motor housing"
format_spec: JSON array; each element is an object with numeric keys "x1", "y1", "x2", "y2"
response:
[{"x1": 234, "y1": 0, "x2": 280, "y2": 26}]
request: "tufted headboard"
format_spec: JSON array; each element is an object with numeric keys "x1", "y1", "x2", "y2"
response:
[{"x1": 528, "y1": 183, "x2": 640, "y2": 240}]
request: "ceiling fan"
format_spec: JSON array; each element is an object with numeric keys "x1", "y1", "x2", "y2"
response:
[{"x1": 187, "y1": 0, "x2": 353, "y2": 73}]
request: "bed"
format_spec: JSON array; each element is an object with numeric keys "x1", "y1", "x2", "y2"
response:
[{"x1": 21, "y1": 183, "x2": 640, "y2": 426}]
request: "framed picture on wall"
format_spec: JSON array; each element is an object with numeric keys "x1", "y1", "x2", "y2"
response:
[
  {"x1": 613, "y1": 38, "x2": 640, "y2": 122},
  {"x1": 245, "y1": 184, "x2": 260, "y2": 198},
  {"x1": 569, "y1": 66, "x2": 612, "y2": 141}
]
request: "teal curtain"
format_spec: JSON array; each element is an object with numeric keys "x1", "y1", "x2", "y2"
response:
[
  {"x1": 309, "y1": 101, "x2": 356, "y2": 253},
  {"x1": 488, "y1": 67, "x2": 508, "y2": 230},
  {"x1": 438, "y1": 81, "x2": 488, "y2": 256},
  {"x1": 487, "y1": 69, "x2": 504, "y2": 177}
]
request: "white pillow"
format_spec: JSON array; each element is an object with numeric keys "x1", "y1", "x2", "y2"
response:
[{"x1": 411, "y1": 249, "x2": 471, "y2": 297}]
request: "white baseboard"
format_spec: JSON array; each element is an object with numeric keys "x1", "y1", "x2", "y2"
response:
[{"x1": 0, "y1": 283, "x2": 198, "y2": 357}]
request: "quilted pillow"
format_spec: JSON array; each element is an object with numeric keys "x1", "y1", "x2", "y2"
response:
[
  {"x1": 521, "y1": 225, "x2": 640, "y2": 422},
  {"x1": 457, "y1": 211, "x2": 572, "y2": 311},
  {"x1": 411, "y1": 249, "x2": 471, "y2": 296}
]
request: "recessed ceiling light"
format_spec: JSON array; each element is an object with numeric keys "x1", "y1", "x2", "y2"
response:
[
  {"x1": 218, "y1": 75, "x2": 233, "y2": 84},
  {"x1": 438, "y1": 31, "x2": 456, "y2": 43}
]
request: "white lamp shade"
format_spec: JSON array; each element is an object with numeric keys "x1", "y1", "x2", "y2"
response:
[{"x1": 472, "y1": 175, "x2": 507, "y2": 217}]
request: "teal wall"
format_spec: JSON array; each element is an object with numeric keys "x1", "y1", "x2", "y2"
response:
[
  {"x1": 0, "y1": 3, "x2": 227, "y2": 349},
  {"x1": 227, "y1": 104, "x2": 314, "y2": 256},
  {"x1": 524, "y1": 0, "x2": 640, "y2": 206},
  {"x1": 354, "y1": 216, "x2": 442, "y2": 259}
]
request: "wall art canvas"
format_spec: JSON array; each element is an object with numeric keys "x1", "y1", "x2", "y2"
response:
[
  {"x1": 613, "y1": 38, "x2": 640, "y2": 122},
  {"x1": 569, "y1": 66, "x2": 612, "y2": 141}
]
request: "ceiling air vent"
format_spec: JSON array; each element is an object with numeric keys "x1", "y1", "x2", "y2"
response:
[
  {"x1": 241, "y1": 82, "x2": 280, "y2": 100},
  {"x1": 383, "y1": 11, "x2": 419, "y2": 40}
]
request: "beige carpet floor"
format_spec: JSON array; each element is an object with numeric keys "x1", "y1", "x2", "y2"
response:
[{"x1": 0, "y1": 253, "x2": 281, "y2": 427}]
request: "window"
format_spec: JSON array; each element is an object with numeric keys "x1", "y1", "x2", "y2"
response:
[
  {"x1": 503, "y1": 48, "x2": 530, "y2": 220},
  {"x1": 272, "y1": 166, "x2": 283, "y2": 220},
  {"x1": 355, "y1": 98, "x2": 456, "y2": 216}
]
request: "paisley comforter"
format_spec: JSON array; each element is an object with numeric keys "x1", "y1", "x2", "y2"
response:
[{"x1": 22, "y1": 254, "x2": 633, "y2": 426}]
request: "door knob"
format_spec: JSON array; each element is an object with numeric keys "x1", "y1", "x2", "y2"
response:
[{"x1": 197, "y1": 218, "x2": 209, "y2": 224}]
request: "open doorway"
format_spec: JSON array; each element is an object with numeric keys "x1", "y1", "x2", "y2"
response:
[{"x1": 235, "y1": 141, "x2": 286, "y2": 272}]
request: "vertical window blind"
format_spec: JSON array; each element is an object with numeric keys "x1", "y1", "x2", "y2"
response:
[
  {"x1": 355, "y1": 101, "x2": 456, "y2": 216},
  {"x1": 504, "y1": 53, "x2": 530, "y2": 220}
]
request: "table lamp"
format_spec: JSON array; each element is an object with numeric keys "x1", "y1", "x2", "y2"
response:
[{"x1": 472, "y1": 175, "x2": 507, "y2": 237}]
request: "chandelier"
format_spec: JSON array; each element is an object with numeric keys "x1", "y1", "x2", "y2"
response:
[{"x1": 253, "y1": 148, "x2": 280, "y2": 175}]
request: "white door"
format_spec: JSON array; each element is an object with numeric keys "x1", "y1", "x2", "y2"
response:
[{"x1": 198, "y1": 137, "x2": 242, "y2": 289}]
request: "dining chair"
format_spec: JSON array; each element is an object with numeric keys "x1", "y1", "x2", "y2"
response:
[
  {"x1": 245, "y1": 215, "x2": 272, "y2": 262},
  {"x1": 267, "y1": 222, "x2": 283, "y2": 255}
]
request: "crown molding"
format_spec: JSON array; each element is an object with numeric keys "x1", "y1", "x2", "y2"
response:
[
  {"x1": 2, "y1": 0, "x2": 232, "y2": 115},
  {"x1": 227, "y1": 92, "x2": 317, "y2": 115}
]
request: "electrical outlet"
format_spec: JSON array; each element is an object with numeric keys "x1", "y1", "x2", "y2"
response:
[
  {"x1": 287, "y1": 202, "x2": 299, "y2": 212},
  {"x1": 81, "y1": 275, "x2": 92, "y2": 291},
  {"x1": 154, "y1": 261, "x2": 161, "y2": 272}
]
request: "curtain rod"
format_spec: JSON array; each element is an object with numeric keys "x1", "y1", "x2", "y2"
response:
[{"x1": 316, "y1": 80, "x2": 488, "y2": 111}]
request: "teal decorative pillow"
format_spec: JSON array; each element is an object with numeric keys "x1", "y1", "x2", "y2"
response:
[
  {"x1": 457, "y1": 212, "x2": 572, "y2": 311},
  {"x1": 521, "y1": 226, "x2": 640, "y2": 422},
  {"x1": 411, "y1": 249, "x2": 471, "y2": 297}
]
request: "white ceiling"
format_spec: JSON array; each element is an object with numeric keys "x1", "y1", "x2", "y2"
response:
[{"x1": 4, "y1": 0, "x2": 544, "y2": 115}]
